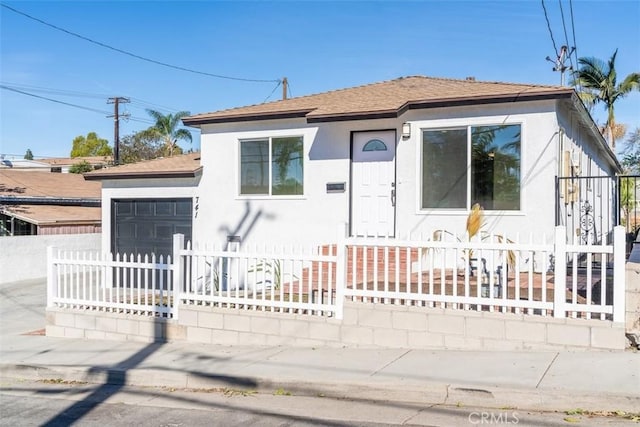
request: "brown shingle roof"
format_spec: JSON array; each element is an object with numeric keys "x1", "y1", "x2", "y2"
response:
[
  {"x1": 183, "y1": 75, "x2": 574, "y2": 125},
  {"x1": 38, "y1": 156, "x2": 112, "y2": 166},
  {"x1": 1, "y1": 204, "x2": 101, "y2": 225},
  {"x1": 0, "y1": 170, "x2": 101, "y2": 225},
  {"x1": 0, "y1": 170, "x2": 101, "y2": 198},
  {"x1": 84, "y1": 152, "x2": 202, "y2": 180}
]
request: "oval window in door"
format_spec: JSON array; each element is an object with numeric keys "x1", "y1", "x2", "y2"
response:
[{"x1": 362, "y1": 139, "x2": 387, "y2": 152}]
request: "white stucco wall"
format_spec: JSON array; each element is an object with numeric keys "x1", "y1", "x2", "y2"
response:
[
  {"x1": 194, "y1": 100, "x2": 569, "y2": 248},
  {"x1": 95, "y1": 98, "x2": 612, "y2": 253},
  {"x1": 0, "y1": 233, "x2": 101, "y2": 284},
  {"x1": 195, "y1": 119, "x2": 366, "y2": 246},
  {"x1": 395, "y1": 101, "x2": 560, "y2": 241},
  {"x1": 555, "y1": 102, "x2": 619, "y2": 244}
]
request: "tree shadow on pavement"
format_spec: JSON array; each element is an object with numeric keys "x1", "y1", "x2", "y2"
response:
[
  {"x1": 38, "y1": 321, "x2": 259, "y2": 426},
  {"x1": 9, "y1": 378, "x2": 573, "y2": 427}
]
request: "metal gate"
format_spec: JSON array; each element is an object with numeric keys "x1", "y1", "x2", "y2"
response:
[{"x1": 556, "y1": 175, "x2": 639, "y2": 254}]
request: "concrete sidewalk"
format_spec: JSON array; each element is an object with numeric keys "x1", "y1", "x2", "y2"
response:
[{"x1": 1, "y1": 279, "x2": 639, "y2": 413}]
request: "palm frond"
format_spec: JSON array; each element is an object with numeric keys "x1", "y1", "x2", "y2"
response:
[
  {"x1": 619, "y1": 72, "x2": 640, "y2": 95},
  {"x1": 174, "y1": 128, "x2": 193, "y2": 143}
]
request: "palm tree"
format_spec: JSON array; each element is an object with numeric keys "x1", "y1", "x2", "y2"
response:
[
  {"x1": 571, "y1": 49, "x2": 640, "y2": 149},
  {"x1": 146, "y1": 109, "x2": 192, "y2": 156}
]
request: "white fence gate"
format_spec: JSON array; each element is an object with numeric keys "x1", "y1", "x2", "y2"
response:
[{"x1": 47, "y1": 226, "x2": 626, "y2": 324}]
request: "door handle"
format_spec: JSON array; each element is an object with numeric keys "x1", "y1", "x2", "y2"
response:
[{"x1": 391, "y1": 188, "x2": 396, "y2": 207}]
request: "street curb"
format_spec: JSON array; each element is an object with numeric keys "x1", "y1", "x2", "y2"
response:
[{"x1": 2, "y1": 363, "x2": 639, "y2": 413}]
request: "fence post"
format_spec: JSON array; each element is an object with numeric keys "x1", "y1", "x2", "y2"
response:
[
  {"x1": 334, "y1": 223, "x2": 348, "y2": 320},
  {"x1": 172, "y1": 233, "x2": 185, "y2": 319},
  {"x1": 553, "y1": 226, "x2": 567, "y2": 318},
  {"x1": 46, "y1": 246, "x2": 57, "y2": 308},
  {"x1": 612, "y1": 225, "x2": 626, "y2": 323}
]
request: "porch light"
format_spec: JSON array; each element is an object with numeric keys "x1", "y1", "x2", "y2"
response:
[{"x1": 402, "y1": 122, "x2": 411, "y2": 139}]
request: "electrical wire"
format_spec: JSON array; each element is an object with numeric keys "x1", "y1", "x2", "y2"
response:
[
  {"x1": 541, "y1": 0, "x2": 559, "y2": 56},
  {"x1": 1, "y1": 85, "x2": 111, "y2": 115},
  {"x1": 558, "y1": 0, "x2": 575, "y2": 71},
  {"x1": 1, "y1": 3, "x2": 281, "y2": 84},
  {"x1": 1, "y1": 85, "x2": 162, "y2": 126},
  {"x1": 262, "y1": 81, "x2": 282, "y2": 103},
  {"x1": 569, "y1": 0, "x2": 579, "y2": 75},
  {"x1": 0, "y1": 82, "x2": 110, "y2": 99},
  {"x1": 127, "y1": 97, "x2": 183, "y2": 114},
  {"x1": 1, "y1": 82, "x2": 187, "y2": 115}
]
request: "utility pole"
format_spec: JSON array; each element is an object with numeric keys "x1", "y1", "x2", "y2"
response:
[
  {"x1": 546, "y1": 45, "x2": 575, "y2": 86},
  {"x1": 107, "y1": 97, "x2": 130, "y2": 165},
  {"x1": 282, "y1": 77, "x2": 288, "y2": 100}
]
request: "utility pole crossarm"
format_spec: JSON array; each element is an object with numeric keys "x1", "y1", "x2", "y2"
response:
[{"x1": 546, "y1": 45, "x2": 575, "y2": 86}]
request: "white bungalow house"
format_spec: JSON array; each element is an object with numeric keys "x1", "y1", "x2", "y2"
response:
[
  {"x1": 59, "y1": 76, "x2": 630, "y2": 351},
  {"x1": 86, "y1": 76, "x2": 620, "y2": 257}
]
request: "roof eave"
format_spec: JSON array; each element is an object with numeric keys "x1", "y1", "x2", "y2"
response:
[
  {"x1": 307, "y1": 110, "x2": 398, "y2": 123},
  {"x1": 405, "y1": 90, "x2": 574, "y2": 112},
  {"x1": 568, "y1": 93, "x2": 622, "y2": 172},
  {"x1": 184, "y1": 90, "x2": 574, "y2": 126},
  {"x1": 306, "y1": 91, "x2": 574, "y2": 123},
  {"x1": 0, "y1": 209, "x2": 100, "y2": 226},
  {"x1": 84, "y1": 166, "x2": 203, "y2": 181},
  {"x1": 182, "y1": 110, "x2": 312, "y2": 127}
]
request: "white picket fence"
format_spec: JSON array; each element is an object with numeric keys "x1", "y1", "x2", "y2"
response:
[
  {"x1": 46, "y1": 226, "x2": 626, "y2": 323},
  {"x1": 343, "y1": 226, "x2": 624, "y2": 321},
  {"x1": 180, "y1": 240, "x2": 342, "y2": 317},
  {"x1": 47, "y1": 248, "x2": 176, "y2": 318}
]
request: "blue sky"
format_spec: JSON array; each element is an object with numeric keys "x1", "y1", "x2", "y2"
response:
[{"x1": 1, "y1": 0, "x2": 639, "y2": 159}]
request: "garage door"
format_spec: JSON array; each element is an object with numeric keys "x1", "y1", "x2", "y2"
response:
[{"x1": 112, "y1": 198, "x2": 192, "y2": 259}]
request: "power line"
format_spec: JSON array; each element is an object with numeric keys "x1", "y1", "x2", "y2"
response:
[
  {"x1": 541, "y1": 0, "x2": 573, "y2": 86},
  {"x1": 127, "y1": 98, "x2": 183, "y2": 114},
  {"x1": 569, "y1": 0, "x2": 579, "y2": 72},
  {"x1": 558, "y1": 0, "x2": 575, "y2": 72},
  {"x1": 1, "y1": 82, "x2": 186, "y2": 115},
  {"x1": 262, "y1": 81, "x2": 282, "y2": 103},
  {"x1": 1, "y1": 85, "x2": 162, "y2": 126},
  {"x1": 0, "y1": 81, "x2": 110, "y2": 99},
  {"x1": 1, "y1": 3, "x2": 281, "y2": 84},
  {"x1": 125, "y1": 117, "x2": 156, "y2": 125},
  {"x1": 541, "y1": 0, "x2": 558, "y2": 55},
  {"x1": 1, "y1": 85, "x2": 111, "y2": 115}
]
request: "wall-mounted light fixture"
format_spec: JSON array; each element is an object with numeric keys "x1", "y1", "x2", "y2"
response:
[{"x1": 402, "y1": 122, "x2": 411, "y2": 139}]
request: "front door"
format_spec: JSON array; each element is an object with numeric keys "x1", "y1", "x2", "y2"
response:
[{"x1": 351, "y1": 130, "x2": 396, "y2": 237}]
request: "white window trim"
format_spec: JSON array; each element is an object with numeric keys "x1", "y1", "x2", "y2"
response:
[
  {"x1": 237, "y1": 135, "x2": 305, "y2": 199},
  {"x1": 416, "y1": 121, "x2": 524, "y2": 214}
]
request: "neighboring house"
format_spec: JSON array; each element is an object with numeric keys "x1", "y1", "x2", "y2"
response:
[
  {"x1": 0, "y1": 156, "x2": 110, "y2": 173},
  {"x1": 0, "y1": 170, "x2": 101, "y2": 235},
  {"x1": 39, "y1": 156, "x2": 111, "y2": 173},
  {"x1": 0, "y1": 156, "x2": 51, "y2": 171},
  {"x1": 88, "y1": 76, "x2": 620, "y2": 256},
  {"x1": 84, "y1": 153, "x2": 201, "y2": 257}
]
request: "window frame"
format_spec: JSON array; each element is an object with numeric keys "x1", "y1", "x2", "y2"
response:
[
  {"x1": 238, "y1": 135, "x2": 305, "y2": 199},
  {"x1": 419, "y1": 122, "x2": 523, "y2": 213}
]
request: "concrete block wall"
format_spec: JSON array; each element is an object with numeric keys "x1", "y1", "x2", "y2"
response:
[
  {"x1": 46, "y1": 309, "x2": 185, "y2": 343},
  {"x1": 47, "y1": 300, "x2": 627, "y2": 350},
  {"x1": 626, "y1": 257, "x2": 640, "y2": 346}
]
